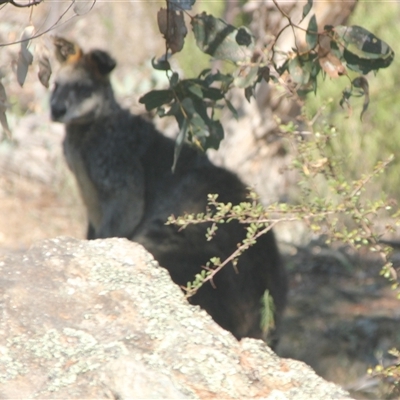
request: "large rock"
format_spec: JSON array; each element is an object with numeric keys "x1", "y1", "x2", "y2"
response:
[{"x1": 0, "y1": 237, "x2": 352, "y2": 399}]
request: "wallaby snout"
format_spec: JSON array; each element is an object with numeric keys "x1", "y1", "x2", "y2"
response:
[{"x1": 50, "y1": 97, "x2": 67, "y2": 122}]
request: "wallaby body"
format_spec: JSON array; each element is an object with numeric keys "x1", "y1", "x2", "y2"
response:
[{"x1": 50, "y1": 38, "x2": 288, "y2": 344}]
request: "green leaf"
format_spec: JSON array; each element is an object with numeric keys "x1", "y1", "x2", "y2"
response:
[
  {"x1": 191, "y1": 12, "x2": 254, "y2": 63},
  {"x1": 172, "y1": 117, "x2": 188, "y2": 172},
  {"x1": 198, "y1": 68, "x2": 212, "y2": 78},
  {"x1": 225, "y1": 98, "x2": 238, "y2": 119},
  {"x1": 276, "y1": 58, "x2": 289, "y2": 76},
  {"x1": 302, "y1": 0, "x2": 313, "y2": 21},
  {"x1": 203, "y1": 71, "x2": 234, "y2": 89},
  {"x1": 190, "y1": 114, "x2": 209, "y2": 138},
  {"x1": 334, "y1": 25, "x2": 392, "y2": 60},
  {"x1": 139, "y1": 89, "x2": 174, "y2": 111},
  {"x1": 288, "y1": 56, "x2": 311, "y2": 85},
  {"x1": 244, "y1": 86, "x2": 254, "y2": 102},
  {"x1": 185, "y1": 79, "x2": 225, "y2": 100},
  {"x1": 287, "y1": 54, "x2": 320, "y2": 95},
  {"x1": 190, "y1": 96, "x2": 210, "y2": 121},
  {"x1": 329, "y1": 40, "x2": 342, "y2": 61},
  {"x1": 170, "y1": 72, "x2": 180, "y2": 87},
  {"x1": 244, "y1": 86, "x2": 255, "y2": 103},
  {"x1": 233, "y1": 65, "x2": 259, "y2": 88},
  {"x1": 184, "y1": 99, "x2": 224, "y2": 149},
  {"x1": 343, "y1": 48, "x2": 394, "y2": 74},
  {"x1": 187, "y1": 83, "x2": 203, "y2": 98},
  {"x1": 352, "y1": 76, "x2": 370, "y2": 121},
  {"x1": 205, "y1": 119, "x2": 224, "y2": 149},
  {"x1": 151, "y1": 57, "x2": 170, "y2": 71},
  {"x1": 164, "y1": 101, "x2": 180, "y2": 117},
  {"x1": 333, "y1": 25, "x2": 394, "y2": 73},
  {"x1": 201, "y1": 86, "x2": 225, "y2": 100},
  {"x1": 258, "y1": 66, "x2": 270, "y2": 83},
  {"x1": 306, "y1": 14, "x2": 318, "y2": 50},
  {"x1": 180, "y1": 96, "x2": 197, "y2": 116},
  {"x1": 260, "y1": 290, "x2": 275, "y2": 335},
  {"x1": 177, "y1": 79, "x2": 224, "y2": 102}
]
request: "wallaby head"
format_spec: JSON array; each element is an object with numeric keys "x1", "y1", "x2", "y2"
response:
[{"x1": 50, "y1": 37, "x2": 117, "y2": 125}]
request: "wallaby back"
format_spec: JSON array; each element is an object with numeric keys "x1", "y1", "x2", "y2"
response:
[{"x1": 51, "y1": 38, "x2": 288, "y2": 346}]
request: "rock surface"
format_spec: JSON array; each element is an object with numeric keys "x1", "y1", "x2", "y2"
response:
[{"x1": 0, "y1": 237, "x2": 352, "y2": 399}]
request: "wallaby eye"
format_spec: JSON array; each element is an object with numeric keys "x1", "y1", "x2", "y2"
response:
[{"x1": 75, "y1": 81, "x2": 94, "y2": 94}]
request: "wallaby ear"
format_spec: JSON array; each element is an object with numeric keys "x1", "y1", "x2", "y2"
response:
[
  {"x1": 53, "y1": 36, "x2": 83, "y2": 64},
  {"x1": 87, "y1": 50, "x2": 116, "y2": 75}
]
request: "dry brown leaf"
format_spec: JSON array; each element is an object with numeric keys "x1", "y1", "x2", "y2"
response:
[
  {"x1": 157, "y1": 8, "x2": 187, "y2": 54},
  {"x1": 319, "y1": 55, "x2": 347, "y2": 78},
  {"x1": 318, "y1": 48, "x2": 346, "y2": 78},
  {"x1": 352, "y1": 76, "x2": 370, "y2": 121},
  {"x1": 16, "y1": 25, "x2": 35, "y2": 87},
  {"x1": 0, "y1": 81, "x2": 11, "y2": 139}
]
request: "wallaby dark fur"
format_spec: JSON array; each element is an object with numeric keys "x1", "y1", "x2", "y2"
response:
[{"x1": 50, "y1": 38, "x2": 288, "y2": 345}]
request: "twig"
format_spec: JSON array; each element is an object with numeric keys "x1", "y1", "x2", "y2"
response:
[
  {"x1": 0, "y1": 0, "x2": 97, "y2": 48},
  {"x1": 2, "y1": 0, "x2": 42, "y2": 8}
]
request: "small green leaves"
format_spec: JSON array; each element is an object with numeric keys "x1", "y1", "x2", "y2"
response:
[
  {"x1": 369, "y1": 348, "x2": 400, "y2": 391},
  {"x1": 139, "y1": 68, "x2": 238, "y2": 154},
  {"x1": 260, "y1": 290, "x2": 275, "y2": 335},
  {"x1": 279, "y1": 21, "x2": 393, "y2": 103},
  {"x1": 185, "y1": 268, "x2": 211, "y2": 296},
  {"x1": 147, "y1": 1, "x2": 395, "y2": 155},
  {"x1": 276, "y1": 20, "x2": 394, "y2": 113},
  {"x1": 169, "y1": 194, "x2": 278, "y2": 297}
]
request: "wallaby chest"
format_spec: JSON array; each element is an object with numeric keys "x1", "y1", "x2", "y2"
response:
[{"x1": 63, "y1": 131, "x2": 103, "y2": 230}]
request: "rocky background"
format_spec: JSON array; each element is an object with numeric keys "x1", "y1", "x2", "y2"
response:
[{"x1": 0, "y1": 237, "x2": 352, "y2": 399}]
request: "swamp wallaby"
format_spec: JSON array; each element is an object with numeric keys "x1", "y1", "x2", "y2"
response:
[{"x1": 50, "y1": 37, "x2": 287, "y2": 345}]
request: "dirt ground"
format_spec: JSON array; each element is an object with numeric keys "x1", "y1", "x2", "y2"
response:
[{"x1": 0, "y1": 121, "x2": 399, "y2": 399}]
